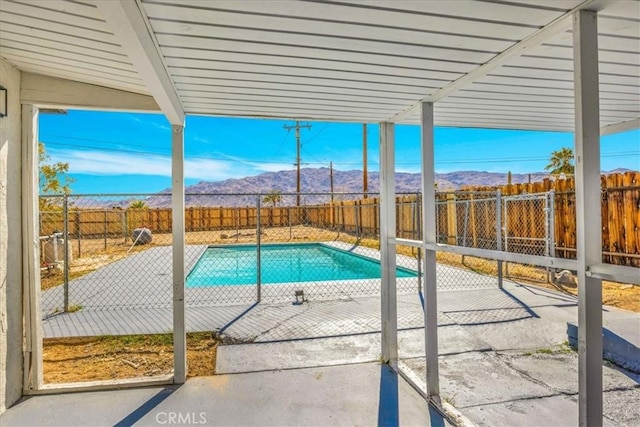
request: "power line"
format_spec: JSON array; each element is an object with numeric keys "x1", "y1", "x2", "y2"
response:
[{"x1": 41, "y1": 139, "x2": 638, "y2": 167}]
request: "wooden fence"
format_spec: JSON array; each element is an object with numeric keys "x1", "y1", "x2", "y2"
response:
[{"x1": 39, "y1": 171, "x2": 639, "y2": 267}]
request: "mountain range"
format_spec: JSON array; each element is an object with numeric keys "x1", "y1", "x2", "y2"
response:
[
  {"x1": 142, "y1": 168, "x2": 554, "y2": 207},
  {"x1": 72, "y1": 167, "x2": 633, "y2": 208}
]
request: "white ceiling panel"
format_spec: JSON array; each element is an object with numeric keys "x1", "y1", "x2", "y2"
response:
[
  {"x1": 0, "y1": 0, "x2": 637, "y2": 132},
  {"x1": 0, "y1": 0, "x2": 149, "y2": 94}
]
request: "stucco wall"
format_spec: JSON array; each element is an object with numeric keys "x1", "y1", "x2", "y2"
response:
[{"x1": 0, "y1": 56, "x2": 23, "y2": 413}]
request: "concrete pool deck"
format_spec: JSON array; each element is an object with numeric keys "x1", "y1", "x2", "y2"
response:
[
  {"x1": 33, "y1": 243, "x2": 639, "y2": 426},
  {"x1": 15, "y1": 281, "x2": 640, "y2": 426},
  {"x1": 1, "y1": 362, "x2": 449, "y2": 427}
]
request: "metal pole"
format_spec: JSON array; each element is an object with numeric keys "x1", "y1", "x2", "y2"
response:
[
  {"x1": 256, "y1": 195, "x2": 262, "y2": 302},
  {"x1": 103, "y1": 210, "x2": 108, "y2": 251},
  {"x1": 235, "y1": 208, "x2": 239, "y2": 242},
  {"x1": 288, "y1": 206, "x2": 292, "y2": 240},
  {"x1": 574, "y1": 10, "x2": 603, "y2": 425},
  {"x1": 463, "y1": 200, "x2": 469, "y2": 247},
  {"x1": 421, "y1": 102, "x2": 439, "y2": 397},
  {"x1": 496, "y1": 190, "x2": 503, "y2": 288},
  {"x1": 355, "y1": 204, "x2": 360, "y2": 239},
  {"x1": 379, "y1": 122, "x2": 398, "y2": 365},
  {"x1": 77, "y1": 211, "x2": 81, "y2": 258},
  {"x1": 171, "y1": 124, "x2": 187, "y2": 384},
  {"x1": 63, "y1": 195, "x2": 69, "y2": 312},
  {"x1": 544, "y1": 192, "x2": 551, "y2": 282},
  {"x1": 549, "y1": 190, "x2": 556, "y2": 264},
  {"x1": 416, "y1": 192, "x2": 422, "y2": 293},
  {"x1": 122, "y1": 210, "x2": 127, "y2": 244}
]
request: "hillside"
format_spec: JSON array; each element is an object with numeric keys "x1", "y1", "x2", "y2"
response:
[
  {"x1": 144, "y1": 168, "x2": 551, "y2": 207},
  {"x1": 71, "y1": 167, "x2": 633, "y2": 208}
]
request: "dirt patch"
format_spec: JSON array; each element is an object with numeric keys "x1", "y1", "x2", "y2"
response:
[
  {"x1": 43, "y1": 333, "x2": 217, "y2": 383},
  {"x1": 524, "y1": 279, "x2": 640, "y2": 313}
]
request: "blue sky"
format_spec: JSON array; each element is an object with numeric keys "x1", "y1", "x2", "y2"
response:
[{"x1": 39, "y1": 110, "x2": 640, "y2": 194}]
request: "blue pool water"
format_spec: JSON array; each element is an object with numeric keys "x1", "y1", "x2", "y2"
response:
[{"x1": 186, "y1": 243, "x2": 417, "y2": 287}]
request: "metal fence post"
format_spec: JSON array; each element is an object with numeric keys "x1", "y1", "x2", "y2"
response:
[
  {"x1": 547, "y1": 190, "x2": 556, "y2": 283},
  {"x1": 355, "y1": 203, "x2": 360, "y2": 239},
  {"x1": 416, "y1": 192, "x2": 423, "y2": 292},
  {"x1": 463, "y1": 200, "x2": 469, "y2": 247},
  {"x1": 122, "y1": 210, "x2": 127, "y2": 243},
  {"x1": 549, "y1": 190, "x2": 556, "y2": 259},
  {"x1": 235, "y1": 208, "x2": 239, "y2": 242},
  {"x1": 496, "y1": 190, "x2": 503, "y2": 288},
  {"x1": 76, "y1": 210, "x2": 81, "y2": 258},
  {"x1": 256, "y1": 195, "x2": 262, "y2": 302},
  {"x1": 63, "y1": 195, "x2": 69, "y2": 311},
  {"x1": 103, "y1": 210, "x2": 108, "y2": 251}
]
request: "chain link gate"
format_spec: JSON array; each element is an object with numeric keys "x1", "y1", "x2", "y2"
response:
[{"x1": 502, "y1": 191, "x2": 555, "y2": 282}]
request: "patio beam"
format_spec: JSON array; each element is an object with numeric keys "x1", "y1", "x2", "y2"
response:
[
  {"x1": 573, "y1": 9, "x2": 603, "y2": 426},
  {"x1": 379, "y1": 121, "x2": 397, "y2": 365},
  {"x1": 96, "y1": 0, "x2": 185, "y2": 125},
  {"x1": 20, "y1": 73, "x2": 160, "y2": 112},
  {"x1": 389, "y1": 0, "x2": 600, "y2": 122},
  {"x1": 600, "y1": 118, "x2": 640, "y2": 136},
  {"x1": 420, "y1": 102, "x2": 439, "y2": 398},
  {"x1": 172, "y1": 124, "x2": 186, "y2": 383}
]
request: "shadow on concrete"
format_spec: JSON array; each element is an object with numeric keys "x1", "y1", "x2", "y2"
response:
[
  {"x1": 218, "y1": 302, "x2": 260, "y2": 334},
  {"x1": 568, "y1": 323, "x2": 640, "y2": 377},
  {"x1": 113, "y1": 385, "x2": 181, "y2": 427},
  {"x1": 377, "y1": 364, "x2": 447, "y2": 427},
  {"x1": 510, "y1": 282, "x2": 577, "y2": 306},
  {"x1": 378, "y1": 364, "x2": 399, "y2": 427},
  {"x1": 500, "y1": 287, "x2": 540, "y2": 319}
]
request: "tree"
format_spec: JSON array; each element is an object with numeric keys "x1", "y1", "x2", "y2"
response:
[
  {"x1": 545, "y1": 147, "x2": 575, "y2": 176},
  {"x1": 129, "y1": 200, "x2": 148, "y2": 209},
  {"x1": 263, "y1": 190, "x2": 282, "y2": 207},
  {"x1": 39, "y1": 143, "x2": 74, "y2": 195}
]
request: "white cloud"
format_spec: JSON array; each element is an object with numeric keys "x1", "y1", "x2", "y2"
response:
[{"x1": 48, "y1": 148, "x2": 294, "y2": 181}]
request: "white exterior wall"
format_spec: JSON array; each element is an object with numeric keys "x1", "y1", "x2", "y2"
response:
[{"x1": 0, "y1": 56, "x2": 23, "y2": 413}]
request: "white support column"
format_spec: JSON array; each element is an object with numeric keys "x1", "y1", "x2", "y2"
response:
[
  {"x1": 21, "y1": 104, "x2": 43, "y2": 392},
  {"x1": 573, "y1": 10, "x2": 603, "y2": 426},
  {"x1": 379, "y1": 122, "x2": 398, "y2": 365},
  {"x1": 420, "y1": 102, "x2": 440, "y2": 398},
  {"x1": 172, "y1": 124, "x2": 186, "y2": 383}
]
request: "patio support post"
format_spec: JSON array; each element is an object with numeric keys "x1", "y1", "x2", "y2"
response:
[
  {"x1": 574, "y1": 9, "x2": 603, "y2": 426},
  {"x1": 379, "y1": 122, "x2": 397, "y2": 365},
  {"x1": 496, "y1": 190, "x2": 503, "y2": 288},
  {"x1": 22, "y1": 104, "x2": 43, "y2": 392},
  {"x1": 172, "y1": 124, "x2": 187, "y2": 384},
  {"x1": 256, "y1": 195, "x2": 262, "y2": 302},
  {"x1": 420, "y1": 102, "x2": 440, "y2": 397}
]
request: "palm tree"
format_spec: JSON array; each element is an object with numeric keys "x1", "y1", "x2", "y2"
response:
[
  {"x1": 128, "y1": 199, "x2": 147, "y2": 209},
  {"x1": 263, "y1": 190, "x2": 282, "y2": 207},
  {"x1": 545, "y1": 147, "x2": 575, "y2": 176}
]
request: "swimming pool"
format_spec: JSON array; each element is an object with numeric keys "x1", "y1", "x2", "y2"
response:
[{"x1": 186, "y1": 243, "x2": 417, "y2": 287}]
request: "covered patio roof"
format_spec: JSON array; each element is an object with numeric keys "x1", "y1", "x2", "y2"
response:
[
  {"x1": 1, "y1": 1, "x2": 638, "y2": 426},
  {"x1": 1, "y1": 0, "x2": 638, "y2": 132}
]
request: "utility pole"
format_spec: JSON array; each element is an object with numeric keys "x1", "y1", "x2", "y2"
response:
[
  {"x1": 363, "y1": 123, "x2": 368, "y2": 198},
  {"x1": 330, "y1": 161, "x2": 335, "y2": 203},
  {"x1": 283, "y1": 121, "x2": 312, "y2": 206}
]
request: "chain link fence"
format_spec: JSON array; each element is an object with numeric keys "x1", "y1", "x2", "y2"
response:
[
  {"x1": 40, "y1": 194, "x2": 174, "y2": 316},
  {"x1": 39, "y1": 190, "x2": 566, "y2": 323}
]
